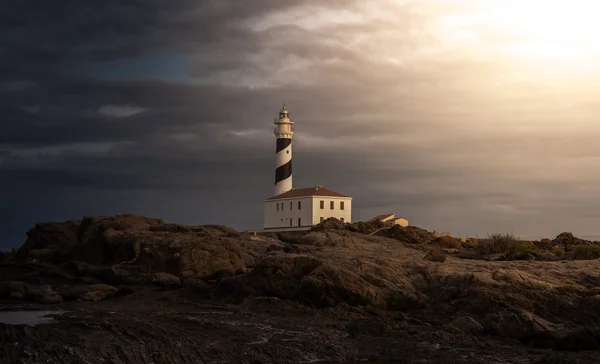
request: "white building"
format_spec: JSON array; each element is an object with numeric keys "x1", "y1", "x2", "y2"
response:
[
  {"x1": 263, "y1": 104, "x2": 353, "y2": 230},
  {"x1": 264, "y1": 185, "x2": 353, "y2": 229}
]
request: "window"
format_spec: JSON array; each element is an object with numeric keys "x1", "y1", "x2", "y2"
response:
[
  {"x1": 277, "y1": 203, "x2": 279, "y2": 211},
  {"x1": 330, "y1": 201, "x2": 334, "y2": 209},
  {"x1": 340, "y1": 201, "x2": 345, "y2": 210},
  {"x1": 341, "y1": 218, "x2": 344, "y2": 223},
  {"x1": 289, "y1": 219, "x2": 292, "y2": 227},
  {"x1": 320, "y1": 217, "x2": 324, "y2": 222},
  {"x1": 298, "y1": 218, "x2": 301, "y2": 226},
  {"x1": 281, "y1": 202, "x2": 284, "y2": 211},
  {"x1": 298, "y1": 201, "x2": 301, "y2": 210},
  {"x1": 290, "y1": 201, "x2": 293, "y2": 210},
  {"x1": 320, "y1": 200, "x2": 324, "y2": 209}
]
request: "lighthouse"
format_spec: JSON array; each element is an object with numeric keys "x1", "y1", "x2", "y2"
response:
[
  {"x1": 273, "y1": 103, "x2": 294, "y2": 196},
  {"x1": 263, "y1": 103, "x2": 353, "y2": 231}
]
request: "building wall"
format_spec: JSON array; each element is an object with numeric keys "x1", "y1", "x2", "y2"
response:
[
  {"x1": 264, "y1": 197, "x2": 313, "y2": 229},
  {"x1": 394, "y1": 218, "x2": 409, "y2": 227},
  {"x1": 310, "y1": 197, "x2": 352, "y2": 225}
]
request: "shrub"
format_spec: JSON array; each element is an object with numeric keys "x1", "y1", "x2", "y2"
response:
[
  {"x1": 551, "y1": 247, "x2": 565, "y2": 257},
  {"x1": 570, "y1": 245, "x2": 600, "y2": 260},
  {"x1": 478, "y1": 233, "x2": 519, "y2": 255},
  {"x1": 510, "y1": 241, "x2": 540, "y2": 255}
]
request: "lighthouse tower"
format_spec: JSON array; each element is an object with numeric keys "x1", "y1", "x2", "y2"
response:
[{"x1": 273, "y1": 103, "x2": 294, "y2": 196}]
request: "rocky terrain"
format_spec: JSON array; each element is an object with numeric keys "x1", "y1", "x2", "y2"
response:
[{"x1": 1, "y1": 215, "x2": 600, "y2": 363}]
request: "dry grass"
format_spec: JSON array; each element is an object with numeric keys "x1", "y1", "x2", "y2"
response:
[
  {"x1": 551, "y1": 247, "x2": 565, "y2": 257},
  {"x1": 570, "y1": 245, "x2": 600, "y2": 260},
  {"x1": 477, "y1": 233, "x2": 540, "y2": 255}
]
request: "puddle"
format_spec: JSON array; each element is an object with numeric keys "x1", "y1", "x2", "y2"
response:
[{"x1": 0, "y1": 310, "x2": 65, "y2": 326}]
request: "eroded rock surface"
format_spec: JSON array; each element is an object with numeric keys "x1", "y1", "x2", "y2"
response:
[{"x1": 2, "y1": 215, "x2": 600, "y2": 363}]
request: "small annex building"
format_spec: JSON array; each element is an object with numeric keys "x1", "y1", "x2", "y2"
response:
[
  {"x1": 264, "y1": 185, "x2": 352, "y2": 230},
  {"x1": 367, "y1": 213, "x2": 408, "y2": 227}
]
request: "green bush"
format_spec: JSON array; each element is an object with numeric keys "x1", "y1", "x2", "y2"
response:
[
  {"x1": 551, "y1": 247, "x2": 565, "y2": 257},
  {"x1": 570, "y1": 245, "x2": 600, "y2": 260}
]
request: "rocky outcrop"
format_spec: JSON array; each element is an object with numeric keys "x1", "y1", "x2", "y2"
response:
[
  {"x1": 14, "y1": 215, "x2": 268, "y2": 281},
  {"x1": 552, "y1": 232, "x2": 593, "y2": 252},
  {"x1": 0, "y1": 281, "x2": 62, "y2": 303},
  {"x1": 4, "y1": 215, "x2": 600, "y2": 356}
]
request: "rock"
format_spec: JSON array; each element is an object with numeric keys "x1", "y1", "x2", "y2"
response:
[
  {"x1": 552, "y1": 232, "x2": 591, "y2": 252},
  {"x1": 455, "y1": 250, "x2": 479, "y2": 260},
  {"x1": 183, "y1": 279, "x2": 212, "y2": 295},
  {"x1": 311, "y1": 218, "x2": 346, "y2": 231},
  {"x1": 379, "y1": 225, "x2": 434, "y2": 244},
  {"x1": 17, "y1": 220, "x2": 81, "y2": 263},
  {"x1": 25, "y1": 285, "x2": 63, "y2": 303},
  {"x1": 152, "y1": 272, "x2": 182, "y2": 289},
  {"x1": 427, "y1": 236, "x2": 462, "y2": 250},
  {"x1": 447, "y1": 316, "x2": 484, "y2": 336},
  {"x1": 57, "y1": 284, "x2": 118, "y2": 301},
  {"x1": 0, "y1": 281, "x2": 27, "y2": 300},
  {"x1": 508, "y1": 252, "x2": 536, "y2": 261},
  {"x1": 483, "y1": 310, "x2": 557, "y2": 344},
  {"x1": 16, "y1": 215, "x2": 253, "y2": 281},
  {"x1": 535, "y1": 253, "x2": 556, "y2": 261},
  {"x1": 485, "y1": 254, "x2": 506, "y2": 262},
  {"x1": 79, "y1": 284, "x2": 118, "y2": 301},
  {"x1": 423, "y1": 249, "x2": 446, "y2": 262}
]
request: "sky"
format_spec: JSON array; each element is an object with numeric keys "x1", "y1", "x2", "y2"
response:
[{"x1": 2, "y1": 0, "x2": 600, "y2": 248}]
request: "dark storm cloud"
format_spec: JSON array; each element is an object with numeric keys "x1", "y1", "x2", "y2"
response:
[{"x1": 2, "y1": 0, "x2": 600, "y2": 248}]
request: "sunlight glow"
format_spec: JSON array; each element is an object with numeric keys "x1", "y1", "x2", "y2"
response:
[{"x1": 472, "y1": 0, "x2": 600, "y2": 60}]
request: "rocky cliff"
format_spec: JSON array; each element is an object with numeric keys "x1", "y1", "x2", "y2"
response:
[{"x1": 1, "y1": 215, "x2": 599, "y2": 363}]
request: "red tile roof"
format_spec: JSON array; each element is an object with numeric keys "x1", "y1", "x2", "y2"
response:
[{"x1": 267, "y1": 186, "x2": 350, "y2": 200}]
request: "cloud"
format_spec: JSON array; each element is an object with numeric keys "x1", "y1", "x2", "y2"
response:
[
  {"x1": 2, "y1": 0, "x2": 600, "y2": 247},
  {"x1": 98, "y1": 104, "x2": 147, "y2": 118}
]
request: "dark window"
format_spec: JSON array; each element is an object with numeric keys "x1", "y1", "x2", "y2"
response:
[
  {"x1": 340, "y1": 201, "x2": 345, "y2": 210},
  {"x1": 320, "y1": 200, "x2": 324, "y2": 209},
  {"x1": 290, "y1": 201, "x2": 293, "y2": 210},
  {"x1": 298, "y1": 218, "x2": 301, "y2": 226},
  {"x1": 330, "y1": 201, "x2": 334, "y2": 209},
  {"x1": 281, "y1": 202, "x2": 284, "y2": 211},
  {"x1": 298, "y1": 201, "x2": 301, "y2": 210},
  {"x1": 277, "y1": 203, "x2": 279, "y2": 212},
  {"x1": 290, "y1": 219, "x2": 292, "y2": 227},
  {"x1": 320, "y1": 217, "x2": 324, "y2": 222}
]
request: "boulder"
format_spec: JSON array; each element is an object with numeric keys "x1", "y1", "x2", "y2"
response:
[
  {"x1": 552, "y1": 232, "x2": 591, "y2": 252},
  {"x1": 17, "y1": 220, "x2": 81, "y2": 263},
  {"x1": 0, "y1": 281, "x2": 27, "y2": 300},
  {"x1": 1, "y1": 282, "x2": 62, "y2": 303},
  {"x1": 152, "y1": 272, "x2": 182, "y2": 289},
  {"x1": 57, "y1": 284, "x2": 118, "y2": 301},
  {"x1": 423, "y1": 249, "x2": 446, "y2": 262},
  {"x1": 508, "y1": 252, "x2": 536, "y2": 261},
  {"x1": 182, "y1": 279, "x2": 212, "y2": 295},
  {"x1": 79, "y1": 284, "x2": 118, "y2": 301}
]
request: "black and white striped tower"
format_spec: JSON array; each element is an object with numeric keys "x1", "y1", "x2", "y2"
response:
[{"x1": 273, "y1": 103, "x2": 294, "y2": 196}]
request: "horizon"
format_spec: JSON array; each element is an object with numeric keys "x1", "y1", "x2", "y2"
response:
[{"x1": 3, "y1": 1, "x2": 600, "y2": 249}]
